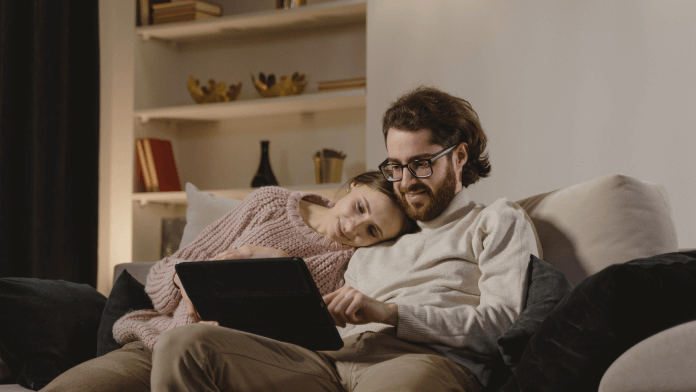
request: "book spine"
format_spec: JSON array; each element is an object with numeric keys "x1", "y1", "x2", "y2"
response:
[
  {"x1": 152, "y1": 0, "x2": 222, "y2": 15},
  {"x1": 153, "y1": 11, "x2": 218, "y2": 24},
  {"x1": 135, "y1": 139, "x2": 152, "y2": 192},
  {"x1": 142, "y1": 138, "x2": 160, "y2": 192}
]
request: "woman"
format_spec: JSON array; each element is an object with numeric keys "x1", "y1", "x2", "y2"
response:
[{"x1": 41, "y1": 171, "x2": 416, "y2": 392}]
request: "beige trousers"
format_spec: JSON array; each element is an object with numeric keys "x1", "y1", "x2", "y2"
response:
[
  {"x1": 41, "y1": 340, "x2": 152, "y2": 392},
  {"x1": 151, "y1": 324, "x2": 482, "y2": 392},
  {"x1": 41, "y1": 324, "x2": 482, "y2": 392}
]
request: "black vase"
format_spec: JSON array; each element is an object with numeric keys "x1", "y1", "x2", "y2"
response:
[{"x1": 251, "y1": 140, "x2": 278, "y2": 187}]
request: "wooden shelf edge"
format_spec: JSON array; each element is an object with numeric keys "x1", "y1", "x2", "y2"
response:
[
  {"x1": 135, "y1": 0, "x2": 366, "y2": 42},
  {"x1": 134, "y1": 89, "x2": 366, "y2": 122},
  {"x1": 133, "y1": 184, "x2": 344, "y2": 206}
]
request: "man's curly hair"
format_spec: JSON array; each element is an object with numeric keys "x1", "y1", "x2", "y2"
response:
[{"x1": 382, "y1": 86, "x2": 491, "y2": 188}]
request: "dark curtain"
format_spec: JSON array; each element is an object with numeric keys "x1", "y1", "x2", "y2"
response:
[{"x1": 0, "y1": 1, "x2": 100, "y2": 287}]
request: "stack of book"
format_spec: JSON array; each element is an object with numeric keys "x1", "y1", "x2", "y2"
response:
[
  {"x1": 135, "y1": 138, "x2": 182, "y2": 193},
  {"x1": 317, "y1": 77, "x2": 366, "y2": 92},
  {"x1": 151, "y1": 0, "x2": 223, "y2": 24}
]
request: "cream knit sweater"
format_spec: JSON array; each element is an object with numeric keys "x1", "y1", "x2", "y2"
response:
[
  {"x1": 338, "y1": 189, "x2": 541, "y2": 386},
  {"x1": 113, "y1": 187, "x2": 354, "y2": 349}
]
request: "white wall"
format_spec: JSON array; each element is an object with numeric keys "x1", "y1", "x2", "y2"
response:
[{"x1": 367, "y1": 0, "x2": 696, "y2": 248}]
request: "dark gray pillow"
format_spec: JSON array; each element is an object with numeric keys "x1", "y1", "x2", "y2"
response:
[
  {"x1": 96, "y1": 270, "x2": 153, "y2": 357},
  {"x1": 0, "y1": 278, "x2": 106, "y2": 390},
  {"x1": 497, "y1": 255, "x2": 573, "y2": 367}
]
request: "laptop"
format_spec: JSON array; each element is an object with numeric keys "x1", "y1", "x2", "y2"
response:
[{"x1": 174, "y1": 257, "x2": 344, "y2": 351}]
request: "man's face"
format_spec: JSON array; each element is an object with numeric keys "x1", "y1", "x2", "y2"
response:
[{"x1": 385, "y1": 128, "x2": 464, "y2": 221}]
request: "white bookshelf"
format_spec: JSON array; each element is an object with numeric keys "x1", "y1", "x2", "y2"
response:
[{"x1": 125, "y1": 0, "x2": 367, "y2": 264}]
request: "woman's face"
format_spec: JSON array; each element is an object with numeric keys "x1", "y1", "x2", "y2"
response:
[{"x1": 325, "y1": 184, "x2": 406, "y2": 248}]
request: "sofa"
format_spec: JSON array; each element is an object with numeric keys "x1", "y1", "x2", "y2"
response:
[{"x1": 1, "y1": 174, "x2": 694, "y2": 391}]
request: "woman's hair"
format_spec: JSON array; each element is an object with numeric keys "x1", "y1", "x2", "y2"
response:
[
  {"x1": 343, "y1": 171, "x2": 419, "y2": 236},
  {"x1": 382, "y1": 86, "x2": 491, "y2": 188}
]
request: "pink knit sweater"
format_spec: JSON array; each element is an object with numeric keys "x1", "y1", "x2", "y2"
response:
[{"x1": 113, "y1": 187, "x2": 355, "y2": 349}]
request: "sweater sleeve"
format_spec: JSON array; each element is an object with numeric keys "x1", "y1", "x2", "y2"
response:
[
  {"x1": 144, "y1": 188, "x2": 281, "y2": 315},
  {"x1": 302, "y1": 248, "x2": 354, "y2": 296},
  {"x1": 395, "y1": 200, "x2": 539, "y2": 359}
]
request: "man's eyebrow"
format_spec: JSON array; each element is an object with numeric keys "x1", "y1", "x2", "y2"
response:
[{"x1": 388, "y1": 152, "x2": 437, "y2": 163}]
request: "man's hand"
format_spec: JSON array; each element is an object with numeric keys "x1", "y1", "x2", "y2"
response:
[
  {"x1": 212, "y1": 244, "x2": 290, "y2": 261},
  {"x1": 173, "y1": 273, "x2": 219, "y2": 326},
  {"x1": 322, "y1": 286, "x2": 398, "y2": 328}
]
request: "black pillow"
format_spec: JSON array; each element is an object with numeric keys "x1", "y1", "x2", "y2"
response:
[
  {"x1": 96, "y1": 270, "x2": 153, "y2": 357},
  {"x1": 512, "y1": 250, "x2": 696, "y2": 392},
  {"x1": 0, "y1": 278, "x2": 106, "y2": 390}
]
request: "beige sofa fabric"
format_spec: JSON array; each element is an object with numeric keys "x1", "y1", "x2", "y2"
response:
[
  {"x1": 598, "y1": 319, "x2": 696, "y2": 392},
  {"x1": 516, "y1": 174, "x2": 679, "y2": 285}
]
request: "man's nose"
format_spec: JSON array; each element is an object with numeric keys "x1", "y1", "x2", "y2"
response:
[{"x1": 400, "y1": 167, "x2": 419, "y2": 188}]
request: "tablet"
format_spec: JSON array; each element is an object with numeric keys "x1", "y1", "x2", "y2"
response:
[{"x1": 174, "y1": 257, "x2": 344, "y2": 351}]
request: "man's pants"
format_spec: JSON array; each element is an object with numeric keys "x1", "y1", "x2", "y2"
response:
[{"x1": 42, "y1": 324, "x2": 482, "y2": 391}]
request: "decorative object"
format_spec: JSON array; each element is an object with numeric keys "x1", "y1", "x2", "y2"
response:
[
  {"x1": 187, "y1": 76, "x2": 242, "y2": 104},
  {"x1": 276, "y1": 0, "x2": 306, "y2": 9},
  {"x1": 161, "y1": 217, "x2": 187, "y2": 258},
  {"x1": 314, "y1": 148, "x2": 346, "y2": 184},
  {"x1": 251, "y1": 72, "x2": 307, "y2": 98},
  {"x1": 251, "y1": 140, "x2": 279, "y2": 187}
]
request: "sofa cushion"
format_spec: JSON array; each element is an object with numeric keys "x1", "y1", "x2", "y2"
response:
[
  {"x1": 516, "y1": 174, "x2": 679, "y2": 285},
  {"x1": 97, "y1": 270, "x2": 153, "y2": 357},
  {"x1": 512, "y1": 250, "x2": 696, "y2": 392},
  {"x1": 0, "y1": 278, "x2": 106, "y2": 390},
  {"x1": 598, "y1": 319, "x2": 696, "y2": 392},
  {"x1": 179, "y1": 183, "x2": 243, "y2": 249}
]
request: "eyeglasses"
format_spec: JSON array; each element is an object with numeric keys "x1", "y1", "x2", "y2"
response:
[{"x1": 379, "y1": 144, "x2": 458, "y2": 182}]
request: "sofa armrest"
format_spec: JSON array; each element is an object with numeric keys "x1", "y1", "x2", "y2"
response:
[
  {"x1": 599, "y1": 319, "x2": 696, "y2": 392},
  {"x1": 113, "y1": 262, "x2": 157, "y2": 286}
]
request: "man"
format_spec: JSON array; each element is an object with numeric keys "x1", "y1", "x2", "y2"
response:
[{"x1": 151, "y1": 86, "x2": 540, "y2": 391}]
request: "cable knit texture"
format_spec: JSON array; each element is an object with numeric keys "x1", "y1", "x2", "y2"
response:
[{"x1": 113, "y1": 187, "x2": 354, "y2": 349}]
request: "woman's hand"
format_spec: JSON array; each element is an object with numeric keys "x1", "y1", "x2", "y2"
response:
[
  {"x1": 211, "y1": 244, "x2": 290, "y2": 261},
  {"x1": 173, "y1": 273, "x2": 219, "y2": 326},
  {"x1": 322, "y1": 286, "x2": 398, "y2": 328}
]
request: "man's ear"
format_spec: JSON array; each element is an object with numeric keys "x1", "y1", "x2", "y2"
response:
[
  {"x1": 454, "y1": 143, "x2": 468, "y2": 170},
  {"x1": 349, "y1": 181, "x2": 358, "y2": 190}
]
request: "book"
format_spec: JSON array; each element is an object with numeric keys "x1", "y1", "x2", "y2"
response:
[
  {"x1": 140, "y1": 138, "x2": 182, "y2": 192},
  {"x1": 135, "y1": 139, "x2": 153, "y2": 192},
  {"x1": 153, "y1": 11, "x2": 219, "y2": 24},
  {"x1": 318, "y1": 77, "x2": 366, "y2": 86},
  {"x1": 152, "y1": 0, "x2": 222, "y2": 16},
  {"x1": 138, "y1": 0, "x2": 172, "y2": 26},
  {"x1": 317, "y1": 77, "x2": 366, "y2": 92}
]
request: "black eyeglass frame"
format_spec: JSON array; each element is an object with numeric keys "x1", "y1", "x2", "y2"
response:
[{"x1": 378, "y1": 144, "x2": 458, "y2": 182}]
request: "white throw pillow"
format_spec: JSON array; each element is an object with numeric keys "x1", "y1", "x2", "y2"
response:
[{"x1": 179, "y1": 183, "x2": 243, "y2": 249}]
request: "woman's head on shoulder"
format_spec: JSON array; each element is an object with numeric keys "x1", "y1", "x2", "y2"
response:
[{"x1": 328, "y1": 171, "x2": 418, "y2": 248}]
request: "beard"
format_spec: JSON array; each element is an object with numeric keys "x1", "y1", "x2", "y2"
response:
[{"x1": 396, "y1": 164, "x2": 458, "y2": 222}]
